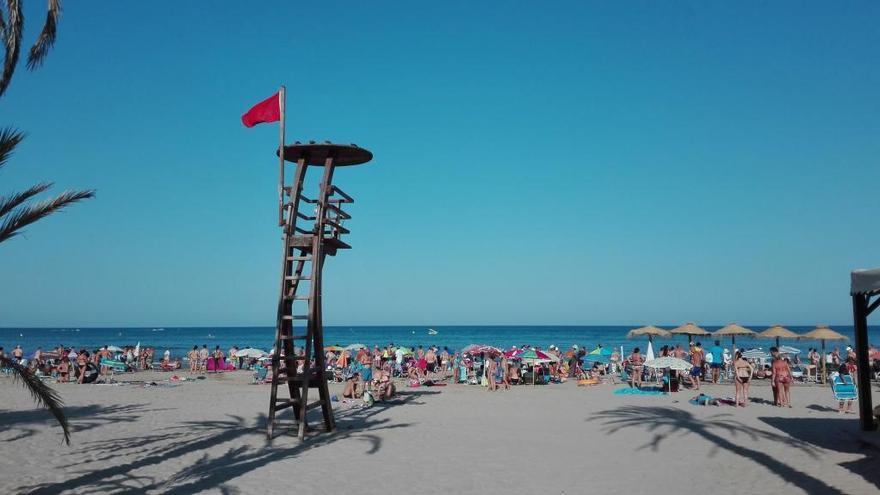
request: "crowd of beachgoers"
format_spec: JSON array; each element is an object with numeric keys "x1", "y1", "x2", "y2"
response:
[{"x1": 3, "y1": 339, "x2": 880, "y2": 411}]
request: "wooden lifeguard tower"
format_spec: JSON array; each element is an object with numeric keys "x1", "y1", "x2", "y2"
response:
[{"x1": 267, "y1": 141, "x2": 372, "y2": 440}]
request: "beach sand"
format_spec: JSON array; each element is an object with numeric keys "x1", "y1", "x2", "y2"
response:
[{"x1": 1, "y1": 372, "x2": 878, "y2": 494}]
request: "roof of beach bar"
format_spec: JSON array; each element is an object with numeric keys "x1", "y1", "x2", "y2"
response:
[{"x1": 851, "y1": 268, "x2": 880, "y2": 296}]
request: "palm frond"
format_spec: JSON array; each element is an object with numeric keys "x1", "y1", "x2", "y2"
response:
[
  {"x1": 26, "y1": 0, "x2": 61, "y2": 70},
  {"x1": 0, "y1": 126, "x2": 26, "y2": 169},
  {"x1": 0, "y1": 188, "x2": 94, "y2": 244},
  {"x1": 0, "y1": 0, "x2": 24, "y2": 98},
  {"x1": 0, "y1": 181, "x2": 52, "y2": 218},
  {"x1": 0, "y1": 355, "x2": 70, "y2": 445}
]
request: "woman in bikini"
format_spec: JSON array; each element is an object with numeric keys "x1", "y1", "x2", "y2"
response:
[
  {"x1": 733, "y1": 351, "x2": 754, "y2": 407},
  {"x1": 629, "y1": 348, "x2": 643, "y2": 389},
  {"x1": 772, "y1": 355, "x2": 793, "y2": 407}
]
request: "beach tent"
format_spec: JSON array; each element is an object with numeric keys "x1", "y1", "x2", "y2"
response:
[
  {"x1": 759, "y1": 325, "x2": 799, "y2": 348},
  {"x1": 851, "y1": 268, "x2": 880, "y2": 430},
  {"x1": 713, "y1": 323, "x2": 756, "y2": 352},
  {"x1": 627, "y1": 326, "x2": 670, "y2": 344},
  {"x1": 670, "y1": 322, "x2": 710, "y2": 343},
  {"x1": 799, "y1": 326, "x2": 847, "y2": 385}
]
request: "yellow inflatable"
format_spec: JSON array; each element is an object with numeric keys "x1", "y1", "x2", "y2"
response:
[{"x1": 578, "y1": 378, "x2": 600, "y2": 386}]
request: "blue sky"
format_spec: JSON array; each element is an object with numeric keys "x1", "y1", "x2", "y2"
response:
[{"x1": 1, "y1": 1, "x2": 878, "y2": 327}]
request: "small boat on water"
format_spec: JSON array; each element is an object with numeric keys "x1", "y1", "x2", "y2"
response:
[{"x1": 428, "y1": 328, "x2": 438, "y2": 335}]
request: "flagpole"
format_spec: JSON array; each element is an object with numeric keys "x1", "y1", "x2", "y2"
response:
[{"x1": 278, "y1": 85, "x2": 286, "y2": 226}]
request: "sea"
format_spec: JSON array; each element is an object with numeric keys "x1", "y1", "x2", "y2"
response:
[{"x1": 1, "y1": 325, "x2": 878, "y2": 358}]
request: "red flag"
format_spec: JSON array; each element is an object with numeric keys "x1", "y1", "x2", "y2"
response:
[{"x1": 241, "y1": 92, "x2": 281, "y2": 128}]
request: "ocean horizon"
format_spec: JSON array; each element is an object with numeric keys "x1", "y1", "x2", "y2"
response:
[{"x1": 2, "y1": 325, "x2": 877, "y2": 357}]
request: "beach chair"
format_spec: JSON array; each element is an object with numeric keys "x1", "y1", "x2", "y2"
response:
[
  {"x1": 252, "y1": 365, "x2": 269, "y2": 384},
  {"x1": 831, "y1": 374, "x2": 857, "y2": 405}
]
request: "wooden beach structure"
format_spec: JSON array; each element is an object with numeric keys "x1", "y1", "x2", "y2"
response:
[
  {"x1": 267, "y1": 141, "x2": 372, "y2": 440},
  {"x1": 851, "y1": 268, "x2": 880, "y2": 431}
]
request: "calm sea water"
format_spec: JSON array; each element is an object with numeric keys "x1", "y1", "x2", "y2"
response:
[{"x1": 1, "y1": 326, "x2": 877, "y2": 358}]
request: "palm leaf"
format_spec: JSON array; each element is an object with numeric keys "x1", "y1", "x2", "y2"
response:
[
  {"x1": 0, "y1": 188, "x2": 94, "y2": 243},
  {"x1": 0, "y1": 355, "x2": 70, "y2": 445},
  {"x1": 0, "y1": 127, "x2": 26, "y2": 169},
  {"x1": 0, "y1": 181, "x2": 51, "y2": 217},
  {"x1": 0, "y1": 0, "x2": 23, "y2": 97},
  {"x1": 26, "y1": 0, "x2": 61, "y2": 70}
]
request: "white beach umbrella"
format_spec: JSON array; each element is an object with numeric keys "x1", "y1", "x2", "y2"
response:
[
  {"x1": 645, "y1": 341, "x2": 655, "y2": 362},
  {"x1": 778, "y1": 345, "x2": 801, "y2": 355},
  {"x1": 134, "y1": 342, "x2": 140, "y2": 357},
  {"x1": 106, "y1": 345, "x2": 123, "y2": 352},
  {"x1": 345, "y1": 343, "x2": 367, "y2": 351},
  {"x1": 235, "y1": 348, "x2": 267, "y2": 358},
  {"x1": 644, "y1": 357, "x2": 693, "y2": 371}
]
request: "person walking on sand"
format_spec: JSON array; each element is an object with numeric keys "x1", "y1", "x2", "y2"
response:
[
  {"x1": 689, "y1": 343, "x2": 704, "y2": 390},
  {"x1": 187, "y1": 346, "x2": 199, "y2": 374},
  {"x1": 733, "y1": 351, "x2": 754, "y2": 407},
  {"x1": 769, "y1": 347, "x2": 780, "y2": 405},
  {"x1": 772, "y1": 354, "x2": 793, "y2": 408},
  {"x1": 629, "y1": 347, "x2": 644, "y2": 389}
]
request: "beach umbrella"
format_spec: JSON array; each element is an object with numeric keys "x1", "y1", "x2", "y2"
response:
[
  {"x1": 106, "y1": 345, "x2": 123, "y2": 352},
  {"x1": 670, "y1": 322, "x2": 710, "y2": 343},
  {"x1": 395, "y1": 347, "x2": 414, "y2": 356},
  {"x1": 645, "y1": 341, "x2": 655, "y2": 362},
  {"x1": 799, "y1": 325, "x2": 848, "y2": 383},
  {"x1": 134, "y1": 342, "x2": 140, "y2": 357},
  {"x1": 516, "y1": 349, "x2": 552, "y2": 384},
  {"x1": 777, "y1": 345, "x2": 800, "y2": 355},
  {"x1": 234, "y1": 348, "x2": 267, "y2": 358},
  {"x1": 713, "y1": 323, "x2": 756, "y2": 352},
  {"x1": 759, "y1": 325, "x2": 799, "y2": 348},
  {"x1": 627, "y1": 326, "x2": 671, "y2": 344},
  {"x1": 460, "y1": 344, "x2": 482, "y2": 355},
  {"x1": 323, "y1": 345, "x2": 344, "y2": 352},
  {"x1": 644, "y1": 357, "x2": 693, "y2": 371},
  {"x1": 477, "y1": 345, "x2": 503, "y2": 356},
  {"x1": 741, "y1": 349, "x2": 770, "y2": 362},
  {"x1": 345, "y1": 343, "x2": 367, "y2": 351}
]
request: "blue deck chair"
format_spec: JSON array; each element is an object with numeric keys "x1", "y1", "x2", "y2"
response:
[{"x1": 831, "y1": 374, "x2": 857, "y2": 403}]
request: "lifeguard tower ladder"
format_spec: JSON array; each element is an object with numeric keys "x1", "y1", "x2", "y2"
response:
[{"x1": 267, "y1": 142, "x2": 372, "y2": 440}]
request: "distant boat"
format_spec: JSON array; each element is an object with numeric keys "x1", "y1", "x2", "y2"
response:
[
  {"x1": 428, "y1": 328, "x2": 438, "y2": 335},
  {"x1": 207, "y1": 333, "x2": 215, "y2": 339}
]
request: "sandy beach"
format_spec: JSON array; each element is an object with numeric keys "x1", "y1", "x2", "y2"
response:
[{"x1": 1, "y1": 372, "x2": 878, "y2": 495}]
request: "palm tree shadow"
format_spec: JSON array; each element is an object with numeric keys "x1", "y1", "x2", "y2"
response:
[
  {"x1": 16, "y1": 389, "x2": 434, "y2": 494},
  {"x1": 590, "y1": 406, "x2": 844, "y2": 494}
]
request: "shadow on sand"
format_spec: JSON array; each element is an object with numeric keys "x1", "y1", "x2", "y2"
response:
[
  {"x1": 16, "y1": 390, "x2": 437, "y2": 494},
  {"x1": 760, "y1": 416, "x2": 880, "y2": 490},
  {"x1": 590, "y1": 406, "x2": 856, "y2": 495},
  {"x1": 0, "y1": 403, "x2": 161, "y2": 442}
]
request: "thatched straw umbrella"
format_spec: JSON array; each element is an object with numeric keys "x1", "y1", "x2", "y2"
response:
[
  {"x1": 799, "y1": 325, "x2": 848, "y2": 383},
  {"x1": 627, "y1": 326, "x2": 671, "y2": 344},
  {"x1": 713, "y1": 323, "x2": 756, "y2": 352},
  {"x1": 759, "y1": 325, "x2": 799, "y2": 348},
  {"x1": 670, "y1": 322, "x2": 710, "y2": 344}
]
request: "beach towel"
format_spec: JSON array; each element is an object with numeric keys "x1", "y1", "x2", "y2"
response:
[{"x1": 614, "y1": 387, "x2": 664, "y2": 396}]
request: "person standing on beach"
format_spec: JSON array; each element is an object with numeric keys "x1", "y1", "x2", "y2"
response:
[
  {"x1": 709, "y1": 340, "x2": 724, "y2": 383},
  {"x1": 772, "y1": 354, "x2": 793, "y2": 408},
  {"x1": 769, "y1": 347, "x2": 780, "y2": 405},
  {"x1": 689, "y1": 343, "x2": 704, "y2": 390},
  {"x1": 486, "y1": 355, "x2": 498, "y2": 391},
  {"x1": 733, "y1": 351, "x2": 754, "y2": 407},
  {"x1": 629, "y1": 348, "x2": 644, "y2": 388},
  {"x1": 187, "y1": 346, "x2": 198, "y2": 374},
  {"x1": 199, "y1": 345, "x2": 209, "y2": 373},
  {"x1": 12, "y1": 345, "x2": 23, "y2": 364},
  {"x1": 501, "y1": 355, "x2": 511, "y2": 389},
  {"x1": 425, "y1": 347, "x2": 437, "y2": 376}
]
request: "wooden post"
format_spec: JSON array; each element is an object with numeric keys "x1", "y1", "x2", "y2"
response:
[
  {"x1": 852, "y1": 293, "x2": 875, "y2": 431},
  {"x1": 277, "y1": 86, "x2": 286, "y2": 226}
]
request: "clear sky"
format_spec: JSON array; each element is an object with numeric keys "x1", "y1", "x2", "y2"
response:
[{"x1": 1, "y1": 1, "x2": 878, "y2": 327}]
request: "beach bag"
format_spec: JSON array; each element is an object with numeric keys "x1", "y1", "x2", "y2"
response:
[{"x1": 363, "y1": 390, "x2": 374, "y2": 407}]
